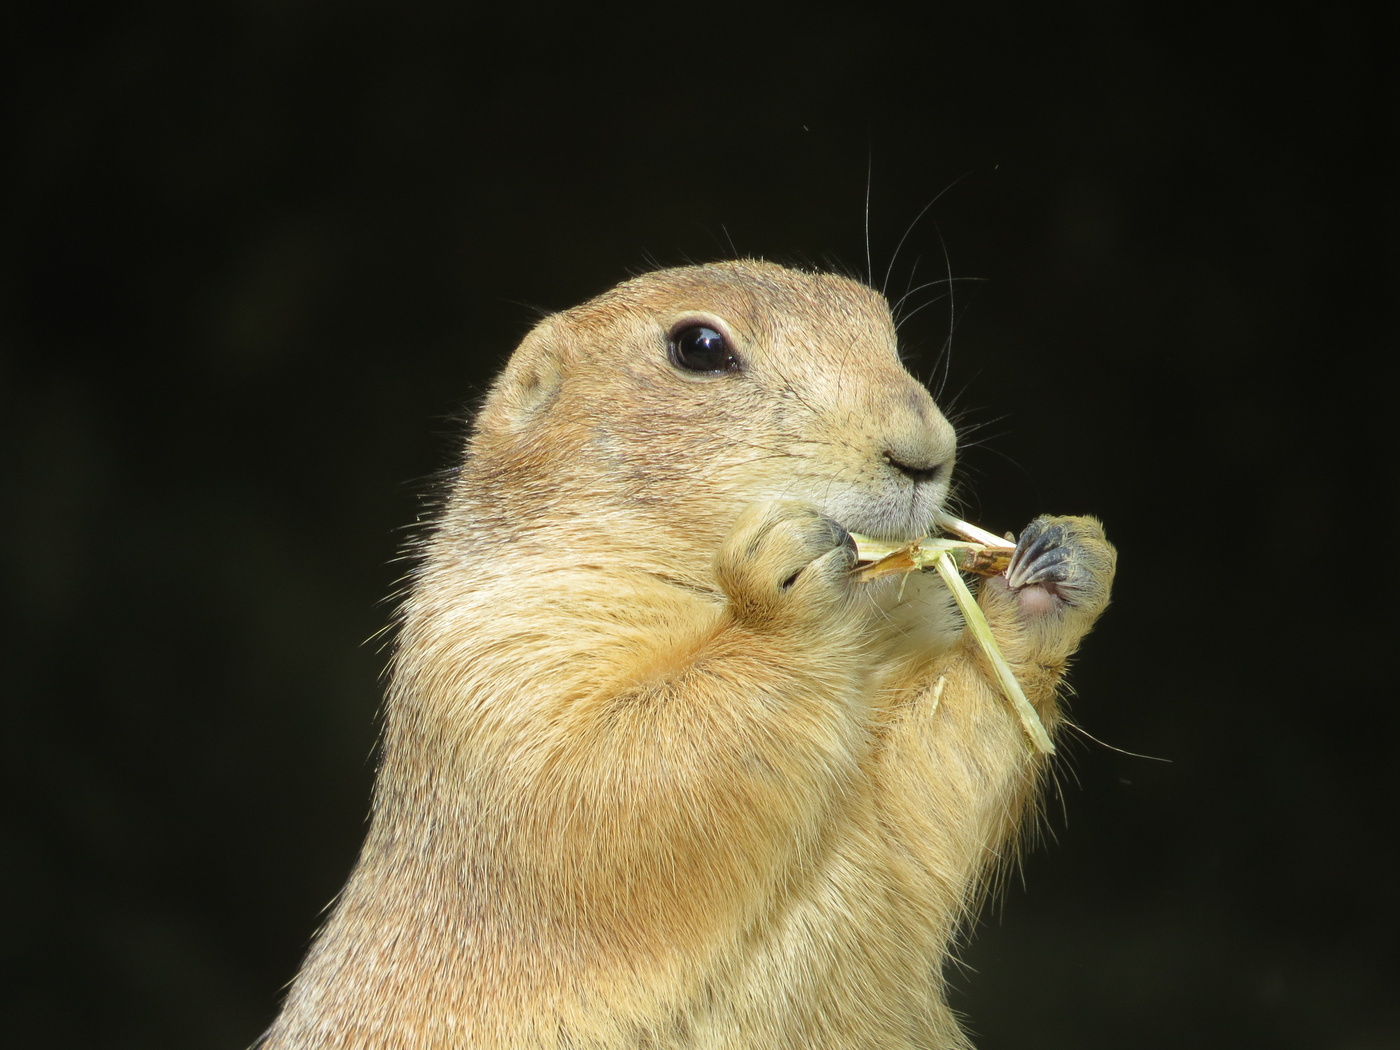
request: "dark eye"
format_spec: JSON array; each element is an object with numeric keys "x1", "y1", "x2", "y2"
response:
[{"x1": 669, "y1": 325, "x2": 738, "y2": 374}]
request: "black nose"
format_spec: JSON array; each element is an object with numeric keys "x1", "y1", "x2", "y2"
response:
[{"x1": 885, "y1": 452, "x2": 948, "y2": 485}]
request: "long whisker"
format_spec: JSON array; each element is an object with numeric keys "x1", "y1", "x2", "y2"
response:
[{"x1": 880, "y1": 174, "x2": 970, "y2": 298}]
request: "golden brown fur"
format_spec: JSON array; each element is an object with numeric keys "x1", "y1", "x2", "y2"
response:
[{"x1": 260, "y1": 260, "x2": 1116, "y2": 1049}]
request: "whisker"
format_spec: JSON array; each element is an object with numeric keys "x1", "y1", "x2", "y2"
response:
[{"x1": 880, "y1": 174, "x2": 970, "y2": 298}]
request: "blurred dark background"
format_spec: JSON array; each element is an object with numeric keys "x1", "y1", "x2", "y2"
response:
[{"x1": 2, "y1": 4, "x2": 1393, "y2": 1048}]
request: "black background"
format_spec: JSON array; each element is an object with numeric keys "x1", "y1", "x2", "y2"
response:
[{"x1": 3, "y1": 4, "x2": 1393, "y2": 1049}]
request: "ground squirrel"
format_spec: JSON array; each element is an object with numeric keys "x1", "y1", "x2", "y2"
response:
[{"x1": 259, "y1": 259, "x2": 1117, "y2": 1049}]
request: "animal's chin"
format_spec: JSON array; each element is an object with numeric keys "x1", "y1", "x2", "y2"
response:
[
  {"x1": 830, "y1": 499, "x2": 942, "y2": 545},
  {"x1": 842, "y1": 520, "x2": 931, "y2": 544},
  {"x1": 765, "y1": 483, "x2": 945, "y2": 544}
]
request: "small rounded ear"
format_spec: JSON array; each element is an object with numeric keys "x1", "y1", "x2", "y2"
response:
[{"x1": 475, "y1": 318, "x2": 570, "y2": 436}]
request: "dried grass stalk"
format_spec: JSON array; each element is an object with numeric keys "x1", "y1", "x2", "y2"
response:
[{"x1": 850, "y1": 516, "x2": 1054, "y2": 755}]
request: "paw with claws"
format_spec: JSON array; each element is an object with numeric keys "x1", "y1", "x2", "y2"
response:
[
  {"x1": 716, "y1": 501, "x2": 861, "y2": 629},
  {"x1": 984, "y1": 515, "x2": 1117, "y2": 655}
]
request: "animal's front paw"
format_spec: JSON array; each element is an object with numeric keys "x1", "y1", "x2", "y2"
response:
[
  {"x1": 1005, "y1": 516, "x2": 1115, "y2": 619},
  {"x1": 983, "y1": 515, "x2": 1116, "y2": 653},
  {"x1": 715, "y1": 501, "x2": 859, "y2": 629}
]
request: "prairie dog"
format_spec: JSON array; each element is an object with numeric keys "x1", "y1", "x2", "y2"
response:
[{"x1": 260, "y1": 259, "x2": 1116, "y2": 1049}]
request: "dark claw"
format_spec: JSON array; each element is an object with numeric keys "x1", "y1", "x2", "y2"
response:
[
  {"x1": 833, "y1": 521, "x2": 857, "y2": 560},
  {"x1": 783, "y1": 517, "x2": 854, "y2": 590},
  {"x1": 995, "y1": 514, "x2": 1115, "y2": 625},
  {"x1": 1012, "y1": 548, "x2": 1071, "y2": 590},
  {"x1": 1006, "y1": 519, "x2": 1070, "y2": 589}
]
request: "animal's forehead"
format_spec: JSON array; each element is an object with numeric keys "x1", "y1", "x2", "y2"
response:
[{"x1": 584, "y1": 262, "x2": 895, "y2": 341}]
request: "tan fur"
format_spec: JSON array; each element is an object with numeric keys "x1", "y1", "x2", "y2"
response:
[{"x1": 260, "y1": 260, "x2": 1116, "y2": 1049}]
